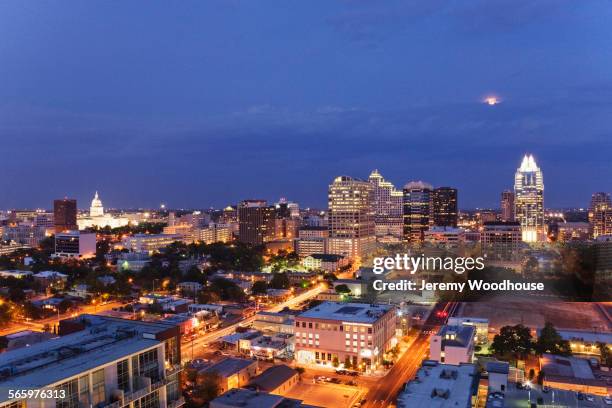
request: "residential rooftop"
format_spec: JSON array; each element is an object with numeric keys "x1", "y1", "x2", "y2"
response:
[
  {"x1": 199, "y1": 357, "x2": 255, "y2": 378},
  {"x1": 248, "y1": 365, "x2": 297, "y2": 392},
  {"x1": 0, "y1": 315, "x2": 179, "y2": 404},
  {"x1": 298, "y1": 302, "x2": 393, "y2": 323}
]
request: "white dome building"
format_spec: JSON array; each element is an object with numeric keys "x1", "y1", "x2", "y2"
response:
[{"x1": 90, "y1": 191, "x2": 104, "y2": 217}]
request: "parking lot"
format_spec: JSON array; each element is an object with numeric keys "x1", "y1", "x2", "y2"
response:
[
  {"x1": 499, "y1": 383, "x2": 611, "y2": 408},
  {"x1": 284, "y1": 381, "x2": 363, "y2": 408}
]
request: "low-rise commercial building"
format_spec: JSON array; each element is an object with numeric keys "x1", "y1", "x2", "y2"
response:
[
  {"x1": 447, "y1": 317, "x2": 489, "y2": 344},
  {"x1": 302, "y1": 254, "x2": 347, "y2": 272},
  {"x1": 294, "y1": 301, "x2": 397, "y2": 372},
  {"x1": 210, "y1": 388, "x2": 317, "y2": 408},
  {"x1": 122, "y1": 233, "x2": 180, "y2": 254},
  {"x1": 54, "y1": 231, "x2": 97, "y2": 259},
  {"x1": 198, "y1": 357, "x2": 258, "y2": 395},
  {"x1": 397, "y1": 360, "x2": 477, "y2": 408},
  {"x1": 540, "y1": 353, "x2": 609, "y2": 396},
  {"x1": 248, "y1": 365, "x2": 298, "y2": 395}
]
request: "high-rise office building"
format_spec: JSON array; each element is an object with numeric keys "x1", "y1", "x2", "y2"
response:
[
  {"x1": 514, "y1": 154, "x2": 544, "y2": 242},
  {"x1": 432, "y1": 187, "x2": 458, "y2": 227},
  {"x1": 238, "y1": 200, "x2": 275, "y2": 246},
  {"x1": 327, "y1": 176, "x2": 375, "y2": 260},
  {"x1": 403, "y1": 181, "x2": 433, "y2": 243},
  {"x1": 501, "y1": 190, "x2": 515, "y2": 222},
  {"x1": 54, "y1": 198, "x2": 78, "y2": 233},
  {"x1": 368, "y1": 170, "x2": 403, "y2": 240},
  {"x1": 589, "y1": 192, "x2": 612, "y2": 239}
]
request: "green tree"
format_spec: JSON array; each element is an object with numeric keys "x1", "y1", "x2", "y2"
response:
[
  {"x1": 195, "y1": 371, "x2": 222, "y2": 402},
  {"x1": 251, "y1": 281, "x2": 268, "y2": 295},
  {"x1": 491, "y1": 324, "x2": 533, "y2": 358},
  {"x1": 332, "y1": 357, "x2": 339, "y2": 368},
  {"x1": 598, "y1": 342, "x2": 612, "y2": 367},
  {"x1": 344, "y1": 356, "x2": 352, "y2": 369},
  {"x1": 334, "y1": 284, "x2": 351, "y2": 294},
  {"x1": 535, "y1": 322, "x2": 572, "y2": 356},
  {"x1": 269, "y1": 272, "x2": 290, "y2": 289}
]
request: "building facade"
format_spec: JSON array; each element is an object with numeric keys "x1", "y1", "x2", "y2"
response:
[
  {"x1": 432, "y1": 187, "x2": 458, "y2": 227},
  {"x1": 0, "y1": 314, "x2": 184, "y2": 408},
  {"x1": 500, "y1": 190, "x2": 515, "y2": 222},
  {"x1": 403, "y1": 181, "x2": 433, "y2": 243},
  {"x1": 54, "y1": 198, "x2": 78, "y2": 233},
  {"x1": 327, "y1": 176, "x2": 375, "y2": 260},
  {"x1": 368, "y1": 170, "x2": 403, "y2": 240},
  {"x1": 294, "y1": 302, "x2": 397, "y2": 372},
  {"x1": 589, "y1": 192, "x2": 612, "y2": 239},
  {"x1": 238, "y1": 200, "x2": 275, "y2": 246},
  {"x1": 514, "y1": 154, "x2": 544, "y2": 242}
]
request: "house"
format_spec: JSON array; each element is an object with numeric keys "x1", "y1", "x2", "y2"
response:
[
  {"x1": 248, "y1": 365, "x2": 299, "y2": 395},
  {"x1": 302, "y1": 254, "x2": 347, "y2": 272},
  {"x1": 198, "y1": 357, "x2": 258, "y2": 394}
]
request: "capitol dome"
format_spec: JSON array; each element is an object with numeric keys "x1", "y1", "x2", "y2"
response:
[{"x1": 90, "y1": 191, "x2": 104, "y2": 217}]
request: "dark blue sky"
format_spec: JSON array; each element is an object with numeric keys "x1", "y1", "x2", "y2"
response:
[{"x1": 1, "y1": 1, "x2": 611, "y2": 210}]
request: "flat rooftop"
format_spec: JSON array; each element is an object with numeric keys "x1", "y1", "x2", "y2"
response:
[
  {"x1": 0, "y1": 315, "x2": 178, "y2": 404},
  {"x1": 397, "y1": 361, "x2": 477, "y2": 408},
  {"x1": 540, "y1": 353, "x2": 595, "y2": 380},
  {"x1": 210, "y1": 388, "x2": 315, "y2": 408},
  {"x1": 437, "y1": 325, "x2": 476, "y2": 348},
  {"x1": 298, "y1": 302, "x2": 393, "y2": 324}
]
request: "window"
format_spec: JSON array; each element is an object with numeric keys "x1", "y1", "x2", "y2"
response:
[
  {"x1": 117, "y1": 359, "x2": 129, "y2": 392},
  {"x1": 308, "y1": 322, "x2": 312, "y2": 329},
  {"x1": 295, "y1": 322, "x2": 300, "y2": 327},
  {"x1": 91, "y1": 369, "x2": 105, "y2": 407},
  {"x1": 133, "y1": 391, "x2": 159, "y2": 408},
  {"x1": 339, "y1": 325, "x2": 343, "y2": 331},
  {"x1": 78, "y1": 375, "x2": 89, "y2": 408},
  {"x1": 368, "y1": 328, "x2": 372, "y2": 334},
  {"x1": 137, "y1": 349, "x2": 160, "y2": 382},
  {"x1": 56, "y1": 378, "x2": 78, "y2": 408},
  {"x1": 315, "y1": 352, "x2": 320, "y2": 360}
]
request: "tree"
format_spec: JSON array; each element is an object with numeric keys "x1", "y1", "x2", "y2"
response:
[
  {"x1": 332, "y1": 357, "x2": 339, "y2": 368},
  {"x1": 251, "y1": 281, "x2": 268, "y2": 295},
  {"x1": 598, "y1": 342, "x2": 612, "y2": 367},
  {"x1": 344, "y1": 356, "x2": 352, "y2": 369},
  {"x1": 535, "y1": 322, "x2": 572, "y2": 356},
  {"x1": 334, "y1": 284, "x2": 351, "y2": 294},
  {"x1": 491, "y1": 324, "x2": 533, "y2": 358},
  {"x1": 295, "y1": 366, "x2": 305, "y2": 377},
  {"x1": 195, "y1": 371, "x2": 222, "y2": 402},
  {"x1": 269, "y1": 272, "x2": 290, "y2": 289}
]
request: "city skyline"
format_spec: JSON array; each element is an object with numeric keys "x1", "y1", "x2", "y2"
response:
[{"x1": 1, "y1": 2, "x2": 611, "y2": 209}]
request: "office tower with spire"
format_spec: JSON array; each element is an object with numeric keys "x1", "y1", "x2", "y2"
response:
[
  {"x1": 514, "y1": 154, "x2": 544, "y2": 242},
  {"x1": 432, "y1": 187, "x2": 458, "y2": 227},
  {"x1": 368, "y1": 169, "x2": 403, "y2": 240},
  {"x1": 589, "y1": 192, "x2": 612, "y2": 238},
  {"x1": 403, "y1": 181, "x2": 433, "y2": 243},
  {"x1": 501, "y1": 190, "x2": 515, "y2": 222},
  {"x1": 327, "y1": 176, "x2": 375, "y2": 260}
]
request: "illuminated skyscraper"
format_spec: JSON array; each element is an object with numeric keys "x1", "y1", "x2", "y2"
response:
[
  {"x1": 368, "y1": 169, "x2": 403, "y2": 240},
  {"x1": 432, "y1": 187, "x2": 458, "y2": 227},
  {"x1": 589, "y1": 192, "x2": 612, "y2": 238},
  {"x1": 53, "y1": 198, "x2": 78, "y2": 233},
  {"x1": 514, "y1": 154, "x2": 544, "y2": 242},
  {"x1": 403, "y1": 181, "x2": 433, "y2": 243},
  {"x1": 238, "y1": 200, "x2": 275, "y2": 246},
  {"x1": 500, "y1": 190, "x2": 515, "y2": 222},
  {"x1": 327, "y1": 176, "x2": 375, "y2": 260}
]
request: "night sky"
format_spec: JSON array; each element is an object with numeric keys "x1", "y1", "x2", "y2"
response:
[{"x1": 1, "y1": 1, "x2": 611, "y2": 210}]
